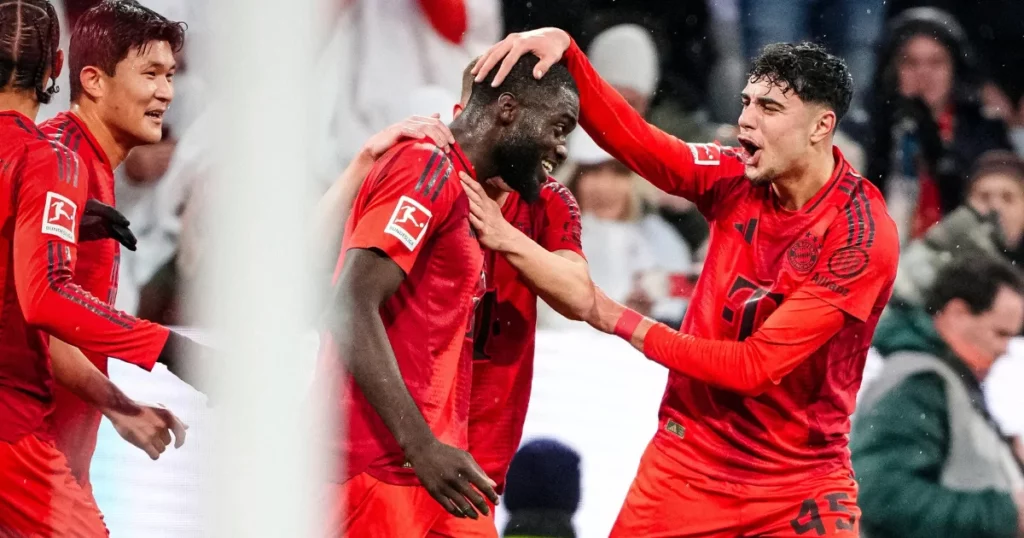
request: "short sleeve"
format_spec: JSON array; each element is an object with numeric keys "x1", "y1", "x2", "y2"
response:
[
  {"x1": 346, "y1": 144, "x2": 458, "y2": 275},
  {"x1": 536, "y1": 180, "x2": 584, "y2": 257},
  {"x1": 802, "y1": 196, "x2": 899, "y2": 321}
]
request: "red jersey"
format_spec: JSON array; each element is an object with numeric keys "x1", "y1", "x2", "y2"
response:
[
  {"x1": 469, "y1": 178, "x2": 583, "y2": 489},
  {"x1": 0, "y1": 111, "x2": 169, "y2": 445},
  {"x1": 39, "y1": 111, "x2": 121, "y2": 485},
  {"x1": 323, "y1": 140, "x2": 484, "y2": 486},
  {"x1": 564, "y1": 40, "x2": 900, "y2": 485}
]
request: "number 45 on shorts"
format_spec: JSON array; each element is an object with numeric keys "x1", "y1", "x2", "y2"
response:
[{"x1": 789, "y1": 492, "x2": 858, "y2": 536}]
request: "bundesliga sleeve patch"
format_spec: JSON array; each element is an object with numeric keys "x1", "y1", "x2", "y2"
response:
[
  {"x1": 41, "y1": 192, "x2": 77, "y2": 242},
  {"x1": 385, "y1": 195, "x2": 432, "y2": 251},
  {"x1": 687, "y1": 143, "x2": 721, "y2": 165}
]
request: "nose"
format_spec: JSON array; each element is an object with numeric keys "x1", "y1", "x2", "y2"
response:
[
  {"x1": 155, "y1": 75, "x2": 174, "y2": 103},
  {"x1": 737, "y1": 103, "x2": 756, "y2": 132},
  {"x1": 555, "y1": 143, "x2": 568, "y2": 162}
]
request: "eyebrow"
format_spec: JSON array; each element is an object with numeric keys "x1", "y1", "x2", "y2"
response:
[
  {"x1": 141, "y1": 60, "x2": 177, "y2": 71},
  {"x1": 740, "y1": 92, "x2": 784, "y2": 108}
]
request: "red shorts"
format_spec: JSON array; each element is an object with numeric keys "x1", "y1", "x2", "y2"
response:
[
  {"x1": 0, "y1": 434, "x2": 108, "y2": 537},
  {"x1": 330, "y1": 472, "x2": 444, "y2": 538},
  {"x1": 427, "y1": 499, "x2": 497, "y2": 538},
  {"x1": 611, "y1": 441, "x2": 860, "y2": 538}
]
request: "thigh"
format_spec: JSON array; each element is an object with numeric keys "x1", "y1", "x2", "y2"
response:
[
  {"x1": 0, "y1": 435, "x2": 108, "y2": 538},
  {"x1": 610, "y1": 442, "x2": 742, "y2": 538},
  {"x1": 742, "y1": 470, "x2": 860, "y2": 537},
  {"x1": 333, "y1": 473, "x2": 443, "y2": 538},
  {"x1": 427, "y1": 501, "x2": 497, "y2": 538}
]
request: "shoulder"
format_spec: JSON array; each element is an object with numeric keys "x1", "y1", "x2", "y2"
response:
[
  {"x1": 370, "y1": 141, "x2": 454, "y2": 186},
  {"x1": 538, "y1": 177, "x2": 580, "y2": 212},
  {"x1": 828, "y1": 174, "x2": 899, "y2": 264}
]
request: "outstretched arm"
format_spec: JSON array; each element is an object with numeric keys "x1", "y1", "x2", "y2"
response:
[
  {"x1": 472, "y1": 28, "x2": 744, "y2": 205},
  {"x1": 588, "y1": 289, "x2": 847, "y2": 396}
]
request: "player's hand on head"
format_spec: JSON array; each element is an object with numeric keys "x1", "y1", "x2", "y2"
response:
[
  {"x1": 461, "y1": 172, "x2": 516, "y2": 252},
  {"x1": 364, "y1": 114, "x2": 455, "y2": 160},
  {"x1": 107, "y1": 401, "x2": 188, "y2": 460},
  {"x1": 79, "y1": 199, "x2": 138, "y2": 251},
  {"x1": 473, "y1": 27, "x2": 571, "y2": 87},
  {"x1": 405, "y1": 437, "x2": 499, "y2": 519}
]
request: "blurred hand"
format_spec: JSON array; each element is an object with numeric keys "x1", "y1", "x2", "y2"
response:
[
  {"x1": 362, "y1": 114, "x2": 455, "y2": 160},
  {"x1": 106, "y1": 402, "x2": 187, "y2": 460},
  {"x1": 79, "y1": 199, "x2": 138, "y2": 251},
  {"x1": 405, "y1": 438, "x2": 499, "y2": 519},
  {"x1": 461, "y1": 172, "x2": 516, "y2": 251},
  {"x1": 472, "y1": 28, "x2": 572, "y2": 87},
  {"x1": 124, "y1": 140, "x2": 176, "y2": 185},
  {"x1": 982, "y1": 82, "x2": 1018, "y2": 125}
]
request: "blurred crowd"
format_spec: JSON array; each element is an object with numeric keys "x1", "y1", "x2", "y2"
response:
[{"x1": 39, "y1": 0, "x2": 1024, "y2": 536}]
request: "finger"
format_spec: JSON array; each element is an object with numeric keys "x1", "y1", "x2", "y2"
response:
[
  {"x1": 400, "y1": 126, "x2": 427, "y2": 140},
  {"x1": 465, "y1": 465, "x2": 500, "y2": 504},
  {"x1": 143, "y1": 444, "x2": 161, "y2": 461},
  {"x1": 460, "y1": 180, "x2": 482, "y2": 203},
  {"x1": 534, "y1": 56, "x2": 557, "y2": 79},
  {"x1": 428, "y1": 487, "x2": 463, "y2": 518},
  {"x1": 474, "y1": 41, "x2": 514, "y2": 82},
  {"x1": 459, "y1": 173, "x2": 486, "y2": 196},
  {"x1": 468, "y1": 212, "x2": 485, "y2": 231},
  {"x1": 492, "y1": 44, "x2": 524, "y2": 87},
  {"x1": 443, "y1": 484, "x2": 478, "y2": 519},
  {"x1": 452, "y1": 477, "x2": 489, "y2": 517},
  {"x1": 170, "y1": 415, "x2": 187, "y2": 448},
  {"x1": 426, "y1": 127, "x2": 452, "y2": 153}
]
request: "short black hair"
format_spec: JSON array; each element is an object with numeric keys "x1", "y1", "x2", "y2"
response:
[
  {"x1": 925, "y1": 255, "x2": 1024, "y2": 315},
  {"x1": 0, "y1": 0, "x2": 60, "y2": 103},
  {"x1": 466, "y1": 54, "x2": 578, "y2": 110},
  {"x1": 748, "y1": 42, "x2": 854, "y2": 124},
  {"x1": 70, "y1": 0, "x2": 186, "y2": 101}
]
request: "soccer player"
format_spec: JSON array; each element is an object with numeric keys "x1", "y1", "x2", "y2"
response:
[
  {"x1": 322, "y1": 54, "x2": 580, "y2": 538},
  {"x1": 326, "y1": 60, "x2": 594, "y2": 538},
  {"x1": 475, "y1": 30, "x2": 900, "y2": 537},
  {"x1": 0, "y1": 2, "x2": 201, "y2": 534},
  {"x1": 38, "y1": 0, "x2": 189, "y2": 498}
]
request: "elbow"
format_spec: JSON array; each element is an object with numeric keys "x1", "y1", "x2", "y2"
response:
[{"x1": 21, "y1": 295, "x2": 57, "y2": 332}]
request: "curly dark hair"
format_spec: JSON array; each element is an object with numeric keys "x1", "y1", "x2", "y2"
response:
[{"x1": 747, "y1": 42, "x2": 854, "y2": 124}]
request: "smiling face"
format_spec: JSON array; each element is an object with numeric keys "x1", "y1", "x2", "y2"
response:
[
  {"x1": 492, "y1": 86, "x2": 578, "y2": 202},
  {"x1": 735, "y1": 77, "x2": 836, "y2": 185},
  {"x1": 97, "y1": 40, "x2": 176, "y2": 145}
]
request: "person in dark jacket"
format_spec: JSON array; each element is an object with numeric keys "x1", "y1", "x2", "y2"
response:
[
  {"x1": 865, "y1": 7, "x2": 1010, "y2": 243},
  {"x1": 852, "y1": 256, "x2": 1024, "y2": 538},
  {"x1": 502, "y1": 439, "x2": 582, "y2": 538}
]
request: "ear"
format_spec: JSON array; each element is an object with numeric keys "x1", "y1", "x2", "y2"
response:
[
  {"x1": 52, "y1": 50, "x2": 64, "y2": 80},
  {"x1": 809, "y1": 109, "x2": 836, "y2": 144},
  {"x1": 942, "y1": 298, "x2": 973, "y2": 321},
  {"x1": 79, "y1": 65, "x2": 106, "y2": 100},
  {"x1": 452, "y1": 103, "x2": 464, "y2": 119},
  {"x1": 497, "y1": 92, "x2": 519, "y2": 125}
]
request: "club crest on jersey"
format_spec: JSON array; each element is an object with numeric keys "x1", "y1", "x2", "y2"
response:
[
  {"x1": 828, "y1": 246, "x2": 869, "y2": 279},
  {"x1": 385, "y1": 195, "x2": 432, "y2": 250},
  {"x1": 41, "y1": 192, "x2": 77, "y2": 242},
  {"x1": 788, "y1": 233, "x2": 821, "y2": 274}
]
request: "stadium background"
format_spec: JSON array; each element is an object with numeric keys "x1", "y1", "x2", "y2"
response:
[{"x1": 30, "y1": 0, "x2": 1024, "y2": 536}]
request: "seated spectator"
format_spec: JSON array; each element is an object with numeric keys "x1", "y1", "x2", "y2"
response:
[
  {"x1": 541, "y1": 133, "x2": 691, "y2": 329},
  {"x1": 503, "y1": 439, "x2": 581, "y2": 538},
  {"x1": 866, "y1": 7, "x2": 1010, "y2": 244},
  {"x1": 853, "y1": 255, "x2": 1024, "y2": 538},
  {"x1": 966, "y1": 150, "x2": 1024, "y2": 266}
]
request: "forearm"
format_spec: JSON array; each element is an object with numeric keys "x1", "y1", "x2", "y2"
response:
[
  {"x1": 334, "y1": 301, "x2": 435, "y2": 453},
  {"x1": 50, "y1": 336, "x2": 138, "y2": 417},
  {"x1": 563, "y1": 38, "x2": 692, "y2": 190},
  {"x1": 502, "y1": 232, "x2": 594, "y2": 320}
]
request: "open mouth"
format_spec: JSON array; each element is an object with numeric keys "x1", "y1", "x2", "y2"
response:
[
  {"x1": 737, "y1": 136, "x2": 761, "y2": 166},
  {"x1": 542, "y1": 159, "x2": 556, "y2": 174},
  {"x1": 145, "y1": 110, "x2": 165, "y2": 121}
]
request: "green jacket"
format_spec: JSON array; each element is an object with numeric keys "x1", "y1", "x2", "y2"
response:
[{"x1": 851, "y1": 304, "x2": 1020, "y2": 538}]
